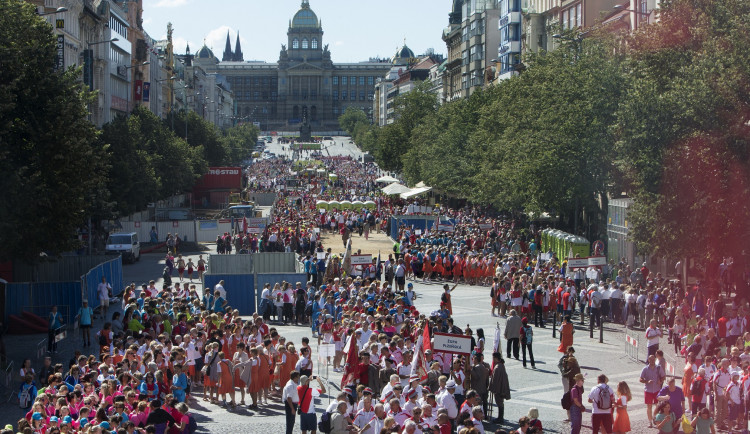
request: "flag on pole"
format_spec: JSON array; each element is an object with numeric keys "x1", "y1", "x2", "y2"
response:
[
  {"x1": 341, "y1": 334, "x2": 358, "y2": 388},
  {"x1": 423, "y1": 321, "x2": 431, "y2": 353},
  {"x1": 410, "y1": 323, "x2": 430, "y2": 380},
  {"x1": 242, "y1": 216, "x2": 248, "y2": 234},
  {"x1": 492, "y1": 324, "x2": 501, "y2": 354}
]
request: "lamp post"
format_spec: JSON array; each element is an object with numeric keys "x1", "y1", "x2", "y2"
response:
[
  {"x1": 123, "y1": 61, "x2": 150, "y2": 114},
  {"x1": 38, "y1": 6, "x2": 68, "y2": 16},
  {"x1": 157, "y1": 76, "x2": 176, "y2": 127},
  {"x1": 613, "y1": 3, "x2": 653, "y2": 28}
]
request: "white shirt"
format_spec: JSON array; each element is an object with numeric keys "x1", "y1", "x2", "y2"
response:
[
  {"x1": 646, "y1": 327, "x2": 661, "y2": 347},
  {"x1": 215, "y1": 283, "x2": 226, "y2": 299},
  {"x1": 588, "y1": 383, "x2": 615, "y2": 414},
  {"x1": 282, "y1": 379, "x2": 300, "y2": 404},
  {"x1": 295, "y1": 356, "x2": 312, "y2": 372},
  {"x1": 436, "y1": 389, "x2": 458, "y2": 419},
  {"x1": 97, "y1": 282, "x2": 111, "y2": 300}
]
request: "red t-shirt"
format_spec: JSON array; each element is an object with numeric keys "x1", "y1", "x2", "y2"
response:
[{"x1": 718, "y1": 317, "x2": 729, "y2": 338}]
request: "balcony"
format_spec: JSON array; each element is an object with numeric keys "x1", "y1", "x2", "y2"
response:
[{"x1": 498, "y1": 41, "x2": 521, "y2": 55}]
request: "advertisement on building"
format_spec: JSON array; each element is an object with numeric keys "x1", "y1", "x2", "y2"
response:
[{"x1": 193, "y1": 167, "x2": 243, "y2": 190}]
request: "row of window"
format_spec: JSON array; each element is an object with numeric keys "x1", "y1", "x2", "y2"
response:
[
  {"x1": 332, "y1": 90, "x2": 373, "y2": 101},
  {"x1": 561, "y1": 3, "x2": 583, "y2": 30},
  {"x1": 332, "y1": 76, "x2": 375, "y2": 86},
  {"x1": 227, "y1": 76, "x2": 376, "y2": 88},
  {"x1": 291, "y1": 37, "x2": 319, "y2": 50},
  {"x1": 237, "y1": 91, "x2": 279, "y2": 102}
]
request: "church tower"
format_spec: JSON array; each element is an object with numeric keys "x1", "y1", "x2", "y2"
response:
[
  {"x1": 222, "y1": 31, "x2": 233, "y2": 61},
  {"x1": 233, "y1": 32, "x2": 244, "y2": 61}
]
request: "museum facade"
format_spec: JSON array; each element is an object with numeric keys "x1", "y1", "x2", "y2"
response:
[{"x1": 192, "y1": 1, "x2": 391, "y2": 131}]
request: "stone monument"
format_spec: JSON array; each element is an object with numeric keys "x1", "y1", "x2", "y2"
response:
[{"x1": 299, "y1": 106, "x2": 312, "y2": 142}]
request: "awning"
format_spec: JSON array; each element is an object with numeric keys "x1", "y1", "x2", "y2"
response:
[
  {"x1": 375, "y1": 175, "x2": 400, "y2": 184},
  {"x1": 400, "y1": 186, "x2": 432, "y2": 199},
  {"x1": 381, "y1": 183, "x2": 411, "y2": 195}
]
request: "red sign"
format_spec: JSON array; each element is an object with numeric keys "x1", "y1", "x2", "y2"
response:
[
  {"x1": 172, "y1": 221, "x2": 179, "y2": 227},
  {"x1": 193, "y1": 167, "x2": 243, "y2": 190},
  {"x1": 134, "y1": 80, "x2": 143, "y2": 101},
  {"x1": 134, "y1": 221, "x2": 141, "y2": 228}
]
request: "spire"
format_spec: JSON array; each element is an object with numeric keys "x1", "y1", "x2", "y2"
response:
[
  {"x1": 222, "y1": 30, "x2": 233, "y2": 61},
  {"x1": 233, "y1": 32, "x2": 244, "y2": 61},
  {"x1": 185, "y1": 42, "x2": 191, "y2": 54}
]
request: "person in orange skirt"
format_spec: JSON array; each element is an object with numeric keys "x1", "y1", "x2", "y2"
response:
[
  {"x1": 247, "y1": 347, "x2": 262, "y2": 409},
  {"x1": 441, "y1": 283, "x2": 458, "y2": 315},
  {"x1": 285, "y1": 344, "x2": 299, "y2": 380},
  {"x1": 276, "y1": 345, "x2": 291, "y2": 391},
  {"x1": 203, "y1": 342, "x2": 220, "y2": 403},
  {"x1": 232, "y1": 342, "x2": 249, "y2": 406},
  {"x1": 613, "y1": 381, "x2": 632, "y2": 433},
  {"x1": 443, "y1": 255, "x2": 452, "y2": 281},
  {"x1": 462, "y1": 256, "x2": 471, "y2": 284},
  {"x1": 423, "y1": 252, "x2": 433, "y2": 282},
  {"x1": 453, "y1": 254, "x2": 463, "y2": 283},
  {"x1": 258, "y1": 346, "x2": 272, "y2": 405},
  {"x1": 433, "y1": 254, "x2": 444, "y2": 281},
  {"x1": 217, "y1": 352, "x2": 235, "y2": 407}
]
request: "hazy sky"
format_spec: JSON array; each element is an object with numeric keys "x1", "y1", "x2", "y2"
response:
[{"x1": 142, "y1": 0, "x2": 453, "y2": 63}]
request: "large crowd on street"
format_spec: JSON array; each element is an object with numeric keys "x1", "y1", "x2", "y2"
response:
[{"x1": 6, "y1": 150, "x2": 749, "y2": 434}]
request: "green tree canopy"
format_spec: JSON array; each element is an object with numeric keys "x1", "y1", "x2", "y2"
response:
[
  {"x1": 100, "y1": 107, "x2": 207, "y2": 215},
  {"x1": 615, "y1": 0, "x2": 750, "y2": 261},
  {"x1": 338, "y1": 107, "x2": 368, "y2": 136},
  {"x1": 0, "y1": 0, "x2": 108, "y2": 262}
]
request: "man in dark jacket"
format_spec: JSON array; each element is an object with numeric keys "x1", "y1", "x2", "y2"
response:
[
  {"x1": 470, "y1": 353, "x2": 491, "y2": 418},
  {"x1": 488, "y1": 352, "x2": 511, "y2": 424}
]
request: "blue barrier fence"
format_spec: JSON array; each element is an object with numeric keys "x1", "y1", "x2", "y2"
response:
[
  {"x1": 203, "y1": 274, "x2": 256, "y2": 315},
  {"x1": 82, "y1": 257, "x2": 124, "y2": 309},
  {"x1": 4, "y1": 256, "x2": 122, "y2": 326},
  {"x1": 5, "y1": 282, "x2": 80, "y2": 324},
  {"x1": 390, "y1": 216, "x2": 456, "y2": 240}
]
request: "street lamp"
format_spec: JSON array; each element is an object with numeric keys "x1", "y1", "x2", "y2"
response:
[
  {"x1": 39, "y1": 6, "x2": 67, "y2": 16},
  {"x1": 613, "y1": 3, "x2": 653, "y2": 27}
]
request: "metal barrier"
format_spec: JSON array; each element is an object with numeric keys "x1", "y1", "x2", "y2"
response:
[
  {"x1": 36, "y1": 339, "x2": 47, "y2": 361},
  {"x1": 3, "y1": 360, "x2": 14, "y2": 403},
  {"x1": 625, "y1": 333, "x2": 639, "y2": 362}
]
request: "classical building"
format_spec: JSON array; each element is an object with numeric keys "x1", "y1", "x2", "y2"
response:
[{"x1": 191, "y1": 0, "x2": 391, "y2": 131}]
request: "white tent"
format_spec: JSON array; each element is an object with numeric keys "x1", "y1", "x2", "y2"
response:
[
  {"x1": 400, "y1": 186, "x2": 432, "y2": 199},
  {"x1": 375, "y1": 175, "x2": 400, "y2": 184},
  {"x1": 382, "y1": 183, "x2": 411, "y2": 196}
]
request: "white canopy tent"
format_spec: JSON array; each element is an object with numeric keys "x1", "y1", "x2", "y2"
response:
[
  {"x1": 375, "y1": 175, "x2": 401, "y2": 184},
  {"x1": 400, "y1": 186, "x2": 432, "y2": 199},
  {"x1": 381, "y1": 183, "x2": 411, "y2": 196}
]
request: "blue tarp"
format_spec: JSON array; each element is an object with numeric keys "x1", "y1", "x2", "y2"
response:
[{"x1": 203, "y1": 274, "x2": 256, "y2": 315}]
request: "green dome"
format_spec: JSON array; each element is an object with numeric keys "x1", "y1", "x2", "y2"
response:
[{"x1": 291, "y1": 1, "x2": 320, "y2": 29}]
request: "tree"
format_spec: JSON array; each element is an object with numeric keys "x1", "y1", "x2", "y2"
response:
[
  {"x1": 170, "y1": 110, "x2": 228, "y2": 166},
  {"x1": 221, "y1": 123, "x2": 260, "y2": 164},
  {"x1": 0, "y1": 0, "x2": 108, "y2": 262},
  {"x1": 615, "y1": 0, "x2": 750, "y2": 263},
  {"x1": 373, "y1": 80, "x2": 438, "y2": 172},
  {"x1": 338, "y1": 107, "x2": 368, "y2": 136},
  {"x1": 471, "y1": 38, "x2": 625, "y2": 239},
  {"x1": 100, "y1": 107, "x2": 207, "y2": 216}
]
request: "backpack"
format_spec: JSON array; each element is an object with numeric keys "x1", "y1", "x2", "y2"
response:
[
  {"x1": 561, "y1": 389, "x2": 572, "y2": 410},
  {"x1": 318, "y1": 411, "x2": 332, "y2": 433},
  {"x1": 18, "y1": 384, "x2": 32, "y2": 409},
  {"x1": 187, "y1": 415, "x2": 198, "y2": 434},
  {"x1": 690, "y1": 378, "x2": 704, "y2": 398},
  {"x1": 304, "y1": 302, "x2": 313, "y2": 317},
  {"x1": 99, "y1": 332, "x2": 108, "y2": 347},
  {"x1": 595, "y1": 385, "x2": 613, "y2": 409}
]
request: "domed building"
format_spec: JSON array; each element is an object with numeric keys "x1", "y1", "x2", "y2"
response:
[
  {"x1": 193, "y1": 0, "x2": 391, "y2": 131},
  {"x1": 392, "y1": 43, "x2": 415, "y2": 66}
]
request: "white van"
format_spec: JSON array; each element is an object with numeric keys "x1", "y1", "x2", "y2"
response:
[{"x1": 105, "y1": 232, "x2": 141, "y2": 263}]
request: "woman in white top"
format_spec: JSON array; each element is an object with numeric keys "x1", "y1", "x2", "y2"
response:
[{"x1": 20, "y1": 359, "x2": 34, "y2": 382}]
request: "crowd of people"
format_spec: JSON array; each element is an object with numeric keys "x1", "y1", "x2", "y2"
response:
[{"x1": 9, "y1": 148, "x2": 746, "y2": 434}]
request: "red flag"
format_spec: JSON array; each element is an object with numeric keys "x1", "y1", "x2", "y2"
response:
[
  {"x1": 242, "y1": 216, "x2": 248, "y2": 233},
  {"x1": 341, "y1": 335, "x2": 358, "y2": 388},
  {"x1": 423, "y1": 322, "x2": 431, "y2": 353},
  {"x1": 410, "y1": 323, "x2": 430, "y2": 381}
]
